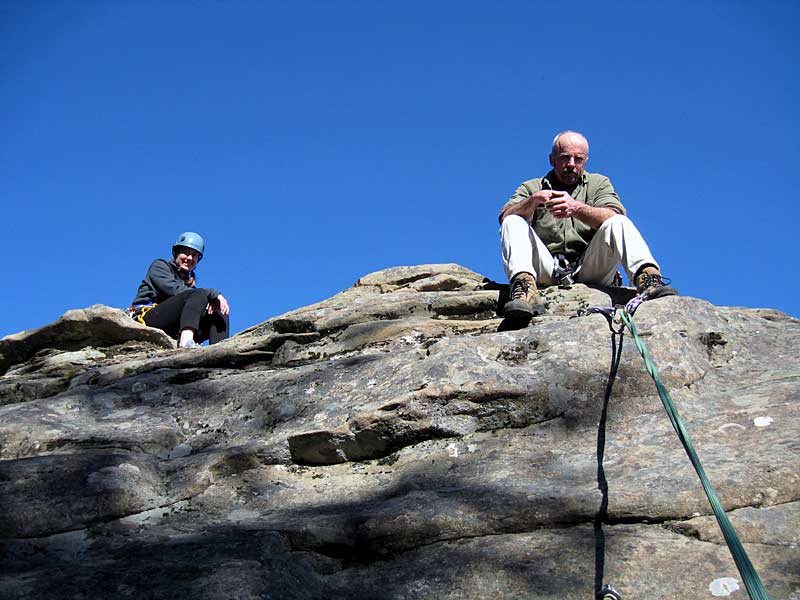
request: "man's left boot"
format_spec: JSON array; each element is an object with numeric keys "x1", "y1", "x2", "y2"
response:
[{"x1": 635, "y1": 265, "x2": 678, "y2": 299}]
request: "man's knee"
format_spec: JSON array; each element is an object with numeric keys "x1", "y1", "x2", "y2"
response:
[
  {"x1": 597, "y1": 213, "x2": 633, "y2": 232},
  {"x1": 501, "y1": 214, "x2": 530, "y2": 229},
  {"x1": 500, "y1": 214, "x2": 533, "y2": 243},
  {"x1": 596, "y1": 214, "x2": 646, "y2": 246}
]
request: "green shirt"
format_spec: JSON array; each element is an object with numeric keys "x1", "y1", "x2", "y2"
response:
[{"x1": 503, "y1": 170, "x2": 626, "y2": 259}]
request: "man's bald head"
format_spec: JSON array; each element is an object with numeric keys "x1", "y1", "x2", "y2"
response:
[
  {"x1": 549, "y1": 131, "x2": 589, "y2": 187},
  {"x1": 551, "y1": 131, "x2": 589, "y2": 157}
]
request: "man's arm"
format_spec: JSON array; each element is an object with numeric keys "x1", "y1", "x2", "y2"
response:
[
  {"x1": 498, "y1": 180, "x2": 544, "y2": 224},
  {"x1": 543, "y1": 191, "x2": 622, "y2": 228},
  {"x1": 498, "y1": 190, "x2": 555, "y2": 223}
]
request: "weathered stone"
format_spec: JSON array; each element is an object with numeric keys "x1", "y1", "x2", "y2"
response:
[
  {"x1": 0, "y1": 304, "x2": 174, "y2": 375},
  {"x1": 271, "y1": 289, "x2": 499, "y2": 334},
  {"x1": 323, "y1": 523, "x2": 798, "y2": 599},
  {"x1": 355, "y1": 263, "x2": 489, "y2": 290},
  {"x1": 272, "y1": 318, "x2": 498, "y2": 366},
  {"x1": 0, "y1": 450, "x2": 169, "y2": 538},
  {"x1": 0, "y1": 348, "x2": 109, "y2": 407},
  {"x1": 670, "y1": 501, "x2": 800, "y2": 547},
  {"x1": 0, "y1": 264, "x2": 797, "y2": 599},
  {"x1": 0, "y1": 373, "x2": 75, "y2": 406}
]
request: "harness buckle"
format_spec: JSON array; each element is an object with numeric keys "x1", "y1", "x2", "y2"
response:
[{"x1": 552, "y1": 253, "x2": 579, "y2": 288}]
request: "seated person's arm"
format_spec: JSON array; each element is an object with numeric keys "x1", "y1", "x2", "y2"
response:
[
  {"x1": 544, "y1": 176, "x2": 624, "y2": 228},
  {"x1": 148, "y1": 260, "x2": 193, "y2": 298},
  {"x1": 499, "y1": 182, "x2": 553, "y2": 224},
  {"x1": 569, "y1": 202, "x2": 621, "y2": 229}
]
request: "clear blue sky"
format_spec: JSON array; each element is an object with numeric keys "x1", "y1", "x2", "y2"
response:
[{"x1": 2, "y1": 1, "x2": 798, "y2": 338}]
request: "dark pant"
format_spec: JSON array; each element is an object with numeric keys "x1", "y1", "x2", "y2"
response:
[{"x1": 143, "y1": 288, "x2": 229, "y2": 344}]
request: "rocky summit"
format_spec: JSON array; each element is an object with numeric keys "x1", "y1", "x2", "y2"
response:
[{"x1": 0, "y1": 264, "x2": 797, "y2": 600}]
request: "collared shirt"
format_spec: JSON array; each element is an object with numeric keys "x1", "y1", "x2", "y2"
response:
[{"x1": 503, "y1": 170, "x2": 626, "y2": 259}]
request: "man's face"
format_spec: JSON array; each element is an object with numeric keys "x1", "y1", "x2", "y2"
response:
[{"x1": 549, "y1": 135, "x2": 589, "y2": 187}]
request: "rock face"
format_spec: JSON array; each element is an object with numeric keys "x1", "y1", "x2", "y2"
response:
[
  {"x1": 0, "y1": 264, "x2": 797, "y2": 599},
  {"x1": 0, "y1": 305, "x2": 175, "y2": 406}
]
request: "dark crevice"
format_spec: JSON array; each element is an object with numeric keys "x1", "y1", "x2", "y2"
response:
[
  {"x1": 5, "y1": 495, "x2": 198, "y2": 541},
  {"x1": 288, "y1": 411, "x2": 566, "y2": 467},
  {"x1": 664, "y1": 496, "x2": 799, "y2": 546},
  {"x1": 664, "y1": 523, "x2": 795, "y2": 548},
  {"x1": 3, "y1": 443, "x2": 151, "y2": 462},
  {"x1": 298, "y1": 491, "x2": 798, "y2": 568},
  {"x1": 302, "y1": 514, "x2": 683, "y2": 568}
]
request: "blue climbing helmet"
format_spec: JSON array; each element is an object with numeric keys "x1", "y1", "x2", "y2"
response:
[{"x1": 172, "y1": 231, "x2": 205, "y2": 258}]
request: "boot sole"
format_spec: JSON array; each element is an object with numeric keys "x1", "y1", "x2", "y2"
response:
[
  {"x1": 646, "y1": 285, "x2": 678, "y2": 300},
  {"x1": 503, "y1": 300, "x2": 546, "y2": 321}
]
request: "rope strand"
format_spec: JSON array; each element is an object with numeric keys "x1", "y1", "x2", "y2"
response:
[{"x1": 619, "y1": 309, "x2": 770, "y2": 600}]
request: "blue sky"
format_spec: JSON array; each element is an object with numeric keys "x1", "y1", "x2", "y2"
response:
[{"x1": 2, "y1": 0, "x2": 798, "y2": 338}]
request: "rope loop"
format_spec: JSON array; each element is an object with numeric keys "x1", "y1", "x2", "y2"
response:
[{"x1": 587, "y1": 305, "x2": 625, "y2": 335}]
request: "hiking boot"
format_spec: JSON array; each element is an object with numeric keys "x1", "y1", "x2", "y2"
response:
[
  {"x1": 635, "y1": 266, "x2": 678, "y2": 300},
  {"x1": 503, "y1": 272, "x2": 545, "y2": 322}
]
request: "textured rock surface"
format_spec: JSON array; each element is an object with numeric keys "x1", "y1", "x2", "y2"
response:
[
  {"x1": 0, "y1": 304, "x2": 175, "y2": 406},
  {"x1": 0, "y1": 264, "x2": 798, "y2": 599}
]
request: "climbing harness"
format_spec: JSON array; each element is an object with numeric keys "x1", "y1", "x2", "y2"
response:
[
  {"x1": 126, "y1": 303, "x2": 157, "y2": 325},
  {"x1": 552, "y1": 254, "x2": 624, "y2": 289},
  {"x1": 552, "y1": 253, "x2": 580, "y2": 287},
  {"x1": 588, "y1": 296, "x2": 770, "y2": 600}
]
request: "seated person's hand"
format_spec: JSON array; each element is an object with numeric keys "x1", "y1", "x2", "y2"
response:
[{"x1": 207, "y1": 294, "x2": 230, "y2": 315}]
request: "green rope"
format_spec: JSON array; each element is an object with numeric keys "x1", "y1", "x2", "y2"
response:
[{"x1": 619, "y1": 309, "x2": 770, "y2": 600}]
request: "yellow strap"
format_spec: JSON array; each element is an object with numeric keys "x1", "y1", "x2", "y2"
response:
[{"x1": 131, "y1": 304, "x2": 157, "y2": 325}]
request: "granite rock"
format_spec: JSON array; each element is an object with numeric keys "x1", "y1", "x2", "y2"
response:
[{"x1": 0, "y1": 264, "x2": 797, "y2": 599}]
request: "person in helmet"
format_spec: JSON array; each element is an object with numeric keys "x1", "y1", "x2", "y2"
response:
[{"x1": 129, "y1": 232, "x2": 230, "y2": 348}]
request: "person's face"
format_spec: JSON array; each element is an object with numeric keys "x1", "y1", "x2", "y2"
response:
[
  {"x1": 174, "y1": 246, "x2": 201, "y2": 273},
  {"x1": 549, "y1": 135, "x2": 589, "y2": 187}
]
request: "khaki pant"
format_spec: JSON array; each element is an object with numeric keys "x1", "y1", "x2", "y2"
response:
[{"x1": 501, "y1": 214, "x2": 659, "y2": 286}]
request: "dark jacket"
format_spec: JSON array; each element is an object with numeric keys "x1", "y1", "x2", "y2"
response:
[{"x1": 131, "y1": 259, "x2": 219, "y2": 306}]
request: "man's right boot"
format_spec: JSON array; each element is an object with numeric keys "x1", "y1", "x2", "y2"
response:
[{"x1": 503, "y1": 272, "x2": 544, "y2": 322}]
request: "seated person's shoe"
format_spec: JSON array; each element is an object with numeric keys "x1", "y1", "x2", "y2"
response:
[
  {"x1": 503, "y1": 272, "x2": 545, "y2": 321},
  {"x1": 635, "y1": 266, "x2": 678, "y2": 300}
]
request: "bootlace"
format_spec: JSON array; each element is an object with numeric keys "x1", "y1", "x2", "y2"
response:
[
  {"x1": 639, "y1": 273, "x2": 665, "y2": 290},
  {"x1": 511, "y1": 277, "x2": 531, "y2": 300}
]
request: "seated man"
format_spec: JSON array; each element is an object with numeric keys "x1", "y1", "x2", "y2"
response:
[{"x1": 500, "y1": 130, "x2": 676, "y2": 324}]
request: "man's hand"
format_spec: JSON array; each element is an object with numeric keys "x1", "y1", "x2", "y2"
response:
[
  {"x1": 542, "y1": 190, "x2": 581, "y2": 219},
  {"x1": 542, "y1": 191, "x2": 620, "y2": 228},
  {"x1": 208, "y1": 294, "x2": 230, "y2": 316},
  {"x1": 500, "y1": 189, "x2": 619, "y2": 228},
  {"x1": 499, "y1": 190, "x2": 555, "y2": 223}
]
